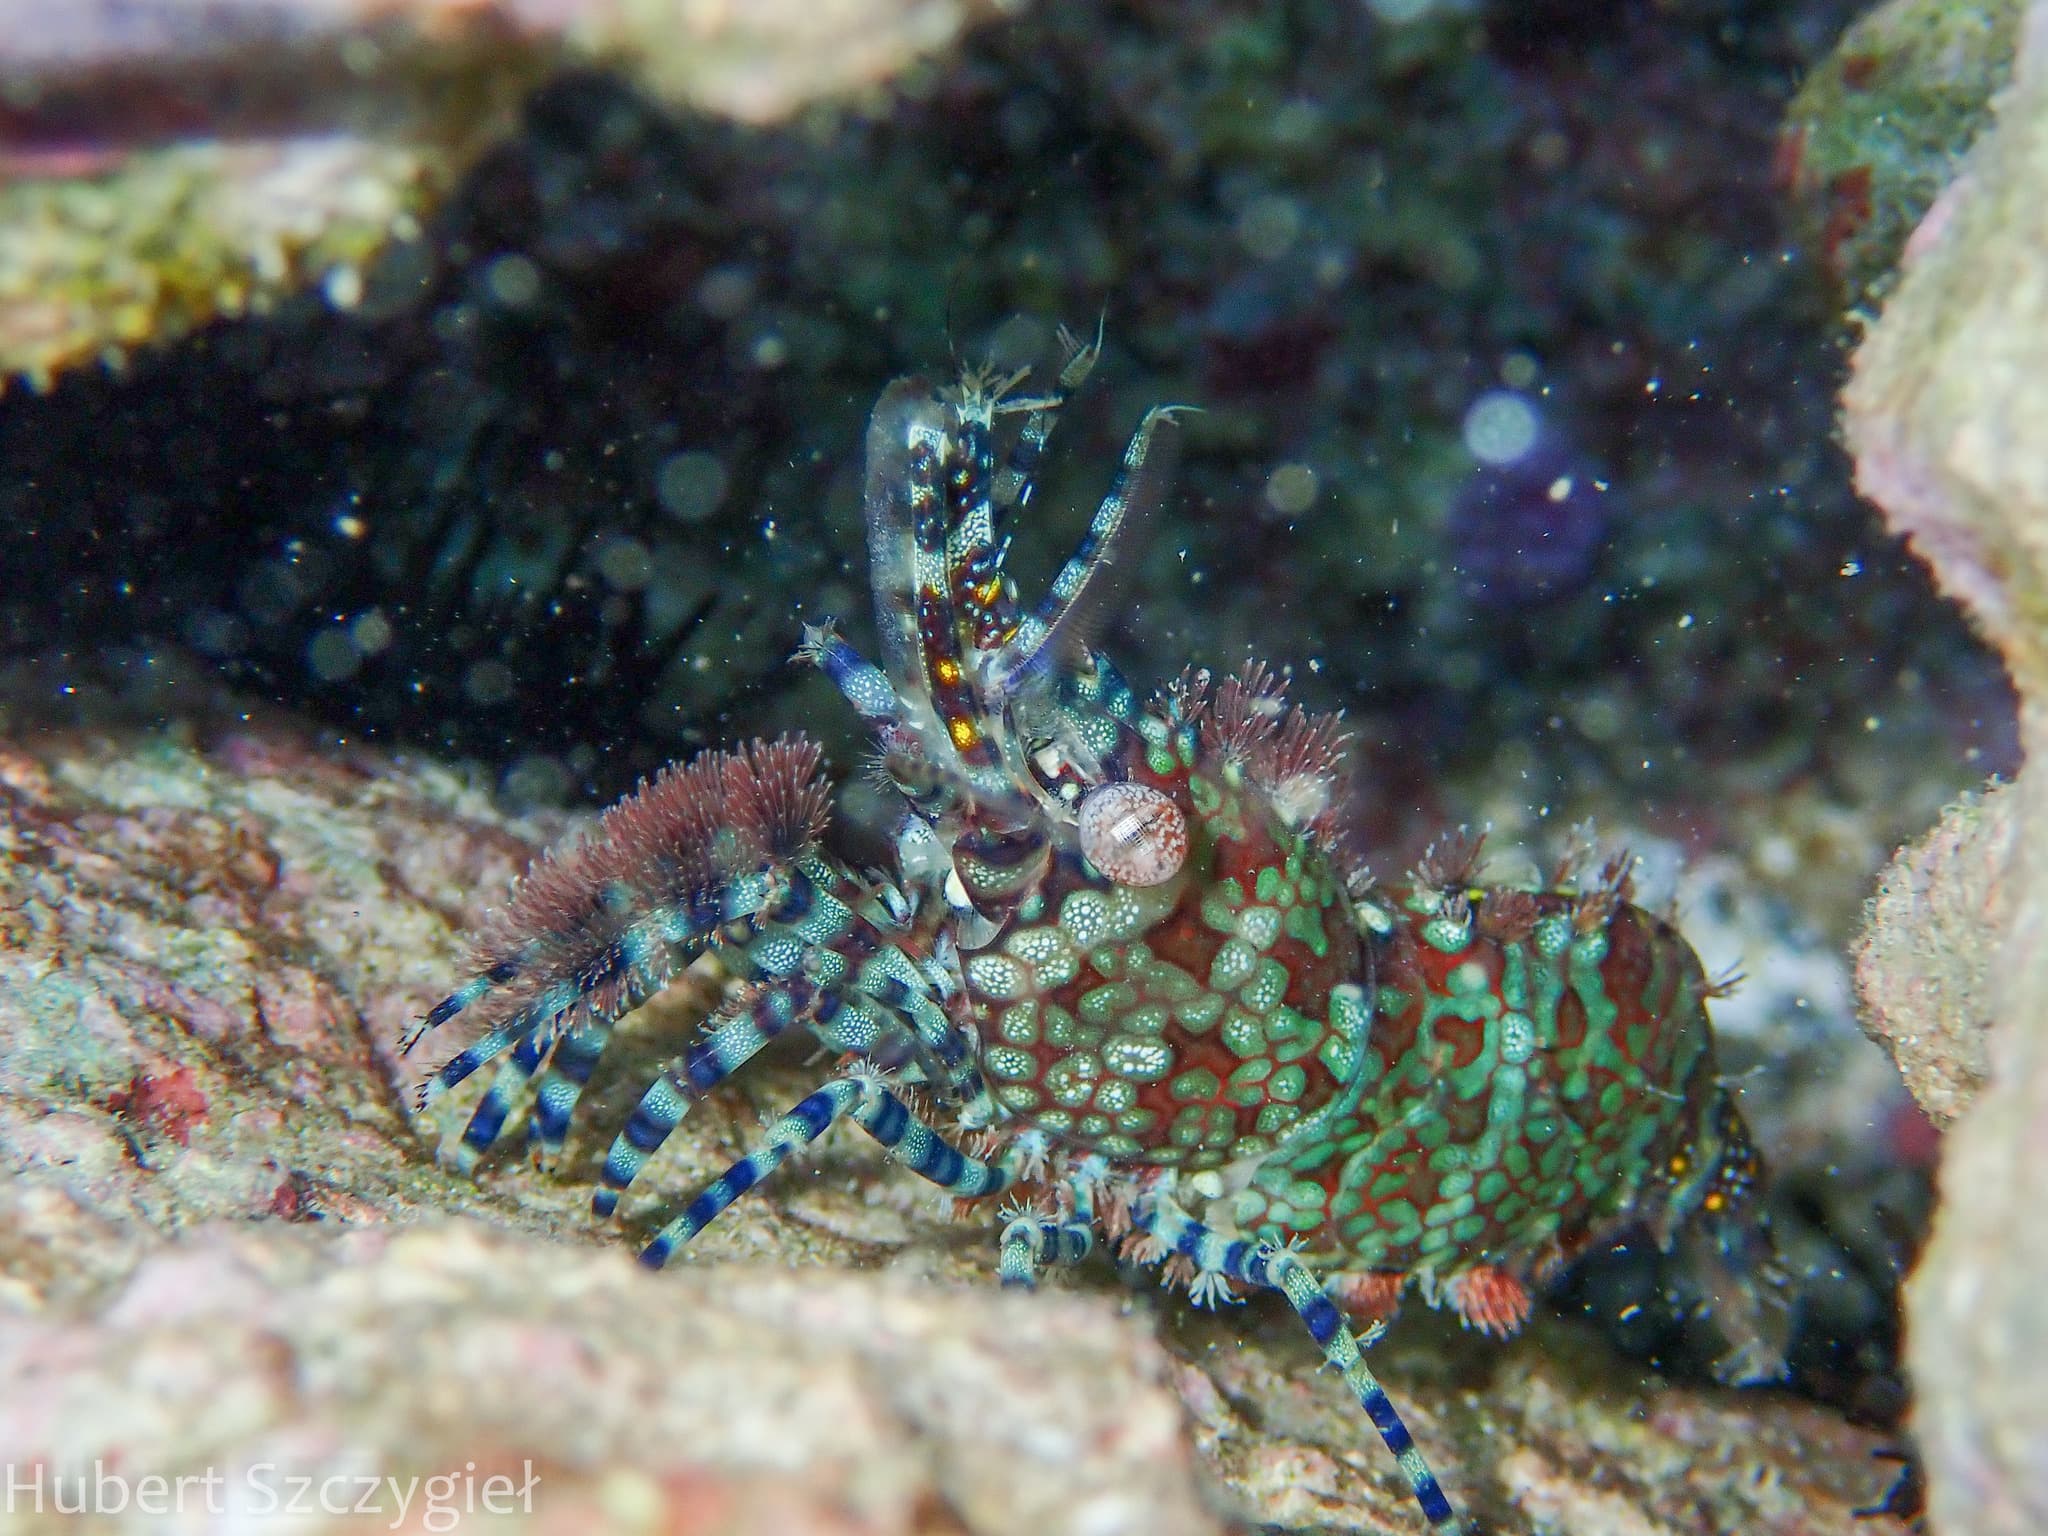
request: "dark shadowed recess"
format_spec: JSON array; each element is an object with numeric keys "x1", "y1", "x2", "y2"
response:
[{"x1": 0, "y1": 0, "x2": 2004, "y2": 814}]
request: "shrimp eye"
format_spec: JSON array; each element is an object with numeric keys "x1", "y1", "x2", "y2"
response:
[{"x1": 1076, "y1": 782, "x2": 1188, "y2": 887}]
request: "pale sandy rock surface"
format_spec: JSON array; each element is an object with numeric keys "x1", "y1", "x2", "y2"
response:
[
  {"x1": 0, "y1": 1224, "x2": 1222, "y2": 1536},
  {"x1": 0, "y1": 711, "x2": 1899, "y2": 1534}
]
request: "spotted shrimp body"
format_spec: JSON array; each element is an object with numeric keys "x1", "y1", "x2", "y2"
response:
[{"x1": 407, "y1": 328, "x2": 1783, "y2": 1535}]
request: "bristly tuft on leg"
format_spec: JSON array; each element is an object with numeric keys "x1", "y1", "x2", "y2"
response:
[
  {"x1": 720, "y1": 736, "x2": 835, "y2": 862},
  {"x1": 471, "y1": 733, "x2": 830, "y2": 974},
  {"x1": 405, "y1": 735, "x2": 836, "y2": 1119},
  {"x1": 1328, "y1": 1270, "x2": 1408, "y2": 1326},
  {"x1": 1186, "y1": 1268, "x2": 1241, "y2": 1309},
  {"x1": 1441, "y1": 1263, "x2": 1534, "y2": 1338}
]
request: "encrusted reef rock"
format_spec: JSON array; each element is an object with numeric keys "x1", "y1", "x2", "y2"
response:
[
  {"x1": 1853, "y1": 780, "x2": 2015, "y2": 1126},
  {"x1": 1843, "y1": 5, "x2": 2048, "y2": 1532},
  {"x1": 0, "y1": 0, "x2": 1003, "y2": 388},
  {"x1": 0, "y1": 711, "x2": 1892, "y2": 1534}
]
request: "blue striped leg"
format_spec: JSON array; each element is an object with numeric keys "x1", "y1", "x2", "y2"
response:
[
  {"x1": 948, "y1": 321, "x2": 1104, "y2": 651},
  {"x1": 446, "y1": 1020, "x2": 557, "y2": 1174},
  {"x1": 851, "y1": 1083, "x2": 1014, "y2": 1201},
  {"x1": 639, "y1": 1077, "x2": 869, "y2": 1268},
  {"x1": 640, "y1": 1073, "x2": 1017, "y2": 1269},
  {"x1": 845, "y1": 960, "x2": 995, "y2": 1130},
  {"x1": 526, "y1": 1013, "x2": 614, "y2": 1170},
  {"x1": 741, "y1": 873, "x2": 996, "y2": 1134},
  {"x1": 593, "y1": 977, "x2": 833, "y2": 1217},
  {"x1": 797, "y1": 623, "x2": 916, "y2": 740},
  {"x1": 401, "y1": 956, "x2": 522, "y2": 1053},
  {"x1": 443, "y1": 867, "x2": 848, "y2": 1173},
  {"x1": 733, "y1": 878, "x2": 996, "y2": 1132},
  {"x1": 453, "y1": 981, "x2": 665, "y2": 1173},
  {"x1": 990, "y1": 320, "x2": 1101, "y2": 517},
  {"x1": 413, "y1": 994, "x2": 574, "y2": 1112},
  {"x1": 998, "y1": 1170, "x2": 1098, "y2": 1290},
  {"x1": 1137, "y1": 1196, "x2": 1466, "y2": 1536}
]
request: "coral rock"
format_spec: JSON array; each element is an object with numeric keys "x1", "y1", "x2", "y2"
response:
[
  {"x1": 0, "y1": 0, "x2": 1003, "y2": 387},
  {"x1": 1843, "y1": 6, "x2": 2048, "y2": 1533},
  {"x1": 1854, "y1": 782, "x2": 2016, "y2": 1126},
  {"x1": 1780, "y1": 0, "x2": 2022, "y2": 308},
  {"x1": 0, "y1": 1223, "x2": 1225, "y2": 1536}
]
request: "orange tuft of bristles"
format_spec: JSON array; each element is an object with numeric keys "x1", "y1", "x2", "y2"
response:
[{"x1": 1570, "y1": 849, "x2": 1637, "y2": 934}]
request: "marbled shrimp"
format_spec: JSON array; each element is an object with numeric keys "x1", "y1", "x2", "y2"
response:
[{"x1": 406, "y1": 328, "x2": 1787, "y2": 1534}]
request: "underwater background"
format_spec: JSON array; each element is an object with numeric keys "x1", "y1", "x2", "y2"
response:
[{"x1": 1, "y1": 1, "x2": 2040, "y2": 1532}]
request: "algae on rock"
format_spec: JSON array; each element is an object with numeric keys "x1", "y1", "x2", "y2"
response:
[
  {"x1": 0, "y1": 0, "x2": 1006, "y2": 388},
  {"x1": 1782, "y1": 0, "x2": 2023, "y2": 309}
]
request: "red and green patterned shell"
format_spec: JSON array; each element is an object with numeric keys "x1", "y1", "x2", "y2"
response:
[
  {"x1": 959, "y1": 681, "x2": 1740, "y2": 1297},
  {"x1": 1227, "y1": 885, "x2": 1730, "y2": 1283},
  {"x1": 960, "y1": 729, "x2": 1371, "y2": 1170}
]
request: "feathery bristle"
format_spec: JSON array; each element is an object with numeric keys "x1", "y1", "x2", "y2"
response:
[
  {"x1": 1703, "y1": 963, "x2": 1747, "y2": 1000},
  {"x1": 470, "y1": 735, "x2": 831, "y2": 971},
  {"x1": 1548, "y1": 817, "x2": 1601, "y2": 890},
  {"x1": 1198, "y1": 661, "x2": 1353, "y2": 802},
  {"x1": 1117, "y1": 1228, "x2": 1168, "y2": 1265},
  {"x1": 1475, "y1": 886, "x2": 1540, "y2": 944},
  {"x1": 472, "y1": 766, "x2": 710, "y2": 968},
  {"x1": 1162, "y1": 665, "x2": 1212, "y2": 723},
  {"x1": 1201, "y1": 660, "x2": 1289, "y2": 763},
  {"x1": 1415, "y1": 829, "x2": 1487, "y2": 894},
  {"x1": 724, "y1": 735, "x2": 833, "y2": 860},
  {"x1": 1267, "y1": 705, "x2": 1351, "y2": 781},
  {"x1": 1571, "y1": 849, "x2": 1637, "y2": 934}
]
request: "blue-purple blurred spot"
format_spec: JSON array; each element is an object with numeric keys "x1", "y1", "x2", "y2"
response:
[{"x1": 1445, "y1": 433, "x2": 1612, "y2": 607}]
